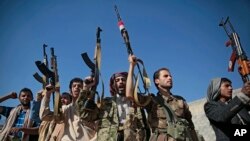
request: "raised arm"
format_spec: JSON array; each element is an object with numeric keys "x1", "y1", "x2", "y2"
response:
[
  {"x1": 0, "y1": 92, "x2": 17, "y2": 103},
  {"x1": 39, "y1": 85, "x2": 55, "y2": 121},
  {"x1": 0, "y1": 92, "x2": 17, "y2": 116},
  {"x1": 126, "y1": 55, "x2": 137, "y2": 100}
]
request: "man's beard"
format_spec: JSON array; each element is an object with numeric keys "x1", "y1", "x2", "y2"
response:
[
  {"x1": 21, "y1": 101, "x2": 30, "y2": 107},
  {"x1": 117, "y1": 88, "x2": 125, "y2": 96},
  {"x1": 118, "y1": 91, "x2": 125, "y2": 96}
]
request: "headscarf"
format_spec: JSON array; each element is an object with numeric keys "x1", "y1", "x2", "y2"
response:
[
  {"x1": 109, "y1": 72, "x2": 128, "y2": 96},
  {"x1": 207, "y1": 78, "x2": 222, "y2": 101}
]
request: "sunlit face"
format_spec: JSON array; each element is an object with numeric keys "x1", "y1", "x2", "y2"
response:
[
  {"x1": 219, "y1": 81, "x2": 233, "y2": 102},
  {"x1": 71, "y1": 82, "x2": 83, "y2": 99},
  {"x1": 19, "y1": 91, "x2": 32, "y2": 107},
  {"x1": 61, "y1": 94, "x2": 71, "y2": 105},
  {"x1": 115, "y1": 76, "x2": 127, "y2": 94},
  {"x1": 155, "y1": 70, "x2": 173, "y2": 90}
]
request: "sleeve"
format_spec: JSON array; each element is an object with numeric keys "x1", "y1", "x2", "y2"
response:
[
  {"x1": 75, "y1": 90, "x2": 99, "y2": 122},
  {"x1": 39, "y1": 95, "x2": 54, "y2": 121},
  {"x1": 204, "y1": 97, "x2": 245, "y2": 123},
  {"x1": 0, "y1": 106, "x2": 14, "y2": 118},
  {"x1": 236, "y1": 92, "x2": 250, "y2": 104}
]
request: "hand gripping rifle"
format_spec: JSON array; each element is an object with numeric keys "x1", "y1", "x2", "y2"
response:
[
  {"x1": 114, "y1": 5, "x2": 151, "y2": 107},
  {"x1": 33, "y1": 44, "x2": 49, "y2": 89},
  {"x1": 81, "y1": 27, "x2": 104, "y2": 109},
  {"x1": 35, "y1": 47, "x2": 62, "y2": 120},
  {"x1": 31, "y1": 44, "x2": 49, "y2": 126},
  {"x1": 219, "y1": 17, "x2": 250, "y2": 83},
  {"x1": 50, "y1": 48, "x2": 62, "y2": 120}
]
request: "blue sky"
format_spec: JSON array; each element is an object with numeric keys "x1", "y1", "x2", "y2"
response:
[{"x1": 0, "y1": 0, "x2": 249, "y2": 111}]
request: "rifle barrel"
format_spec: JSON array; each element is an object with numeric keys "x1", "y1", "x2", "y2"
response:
[{"x1": 114, "y1": 5, "x2": 149, "y2": 94}]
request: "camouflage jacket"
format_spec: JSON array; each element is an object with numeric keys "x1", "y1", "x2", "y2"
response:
[
  {"x1": 96, "y1": 96, "x2": 146, "y2": 141},
  {"x1": 146, "y1": 93, "x2": 199, "y2": 141}
]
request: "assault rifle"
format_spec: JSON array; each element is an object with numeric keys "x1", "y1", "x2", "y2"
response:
[
  {"x1": 31, "y1": 44, "x2": 50, "y2": 125},
  {"x1": 114, "y1": 5, "x2": 151, "y2": 140},
  {"x1": 114, "y1": 5, "x2": 151, "y2": 104},
  {"x1": 82, "y1": 27, "x2": 102, "y2": 92},
  {"x1": 81, "y1": 27, "x2": 104, "y2": 109},
  {"x1": 35, "y1": 47, "x2": 62, "y2": 120},
  {"x1": 33, "y1": 44, "x2": 49, "y2": 89},
  {"x1": 50, "y1": 48, "x2": 61, "y2": 120},
  {"x1": 219, "y1": 17, "x2": 250, "y2": 82}
]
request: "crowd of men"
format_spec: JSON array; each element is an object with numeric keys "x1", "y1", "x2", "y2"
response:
[{"x1": 0, "y1": 55, "x2": 250, "y2": 141}]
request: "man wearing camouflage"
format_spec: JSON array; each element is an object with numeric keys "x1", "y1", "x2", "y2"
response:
[
  {"x1": 126, "y1": 55, "x2": 200, "y2": 141},
  {"x1": 96, "y1": 72, "x2": 147, "y2": 141}
]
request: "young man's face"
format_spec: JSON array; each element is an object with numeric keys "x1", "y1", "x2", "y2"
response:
[
  {"x1": 115, "y1": 76, "x2": 127, "y2": 94},
  {"x1": 71, "y1": 82, "x2": 83, "y2": 99},
  {"x1": 19, "y1": 91, "x2": 32, "y2": 106},
  {"x1": 220, "y1": 81, "x2": 233, "y2": 101},
  {"x1": 155, "y1": 70, "x2": 173, "y2": 90},
  {"x1": 61, "y1": 94, "x2": 71, "y2": 105}
]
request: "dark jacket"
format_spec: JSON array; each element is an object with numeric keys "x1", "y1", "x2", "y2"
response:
[
  {"x1": 204, "y1": 97, "x2": 250, "y2": 141},
  {"x1": 204, "y1": 78, "x2": 250, "y2": 141}
]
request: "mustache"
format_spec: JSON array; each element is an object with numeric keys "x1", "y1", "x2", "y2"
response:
[{"x1": 21, "y1": 101, "x2": 30, "y2": 107}]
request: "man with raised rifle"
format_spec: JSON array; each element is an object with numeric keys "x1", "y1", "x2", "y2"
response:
[
  {"x1": 39, "y1": 88, "x2": 72, "y2": 141},
  {"x1": 204, "y1": 17, "x2": 250, "y2": 141},
  {"x1": 126, "y1": 55, "x2": 202, "y2": 141},
  {"x1": 95, "y1": 71, "x2": 147, "y2": 141},
  {"x1": 39, "y1": 76, "x2": 99, "y2": 141}
]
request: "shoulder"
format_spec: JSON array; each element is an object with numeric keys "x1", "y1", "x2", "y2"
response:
[
  {"x1": 172, "y1": 94, "x2": 186, "y2": 101},
  {"x1": 204, "y1": 101, "x2": 220, "y2": 111}
]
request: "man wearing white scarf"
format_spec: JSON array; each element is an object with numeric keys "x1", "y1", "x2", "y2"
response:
[{"x1": 0, "y1": 88, "x2": 40, "y2": 141}]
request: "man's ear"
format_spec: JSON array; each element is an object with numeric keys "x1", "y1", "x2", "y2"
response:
[{"x1": 154, "y1": 79, "x2": 159, "y2": 85}]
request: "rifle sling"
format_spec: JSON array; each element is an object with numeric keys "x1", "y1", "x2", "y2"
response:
[
  {"x1": 133, "y1": 59, "x2": 151, "y2": 107},
  {"x1": 152, "y1": 94, "x2": 177, "y2": 123},
  {"x1": 133, "y1": 75, "x2": 151, "y2": 107}
]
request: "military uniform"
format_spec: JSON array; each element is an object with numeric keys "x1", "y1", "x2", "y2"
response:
[
  {"x1": 145, "y1": 93, "x2": 198, "y2": 141},
  {"x1": 96, "y1": 96, "x2": 146, "y2": 141}
]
